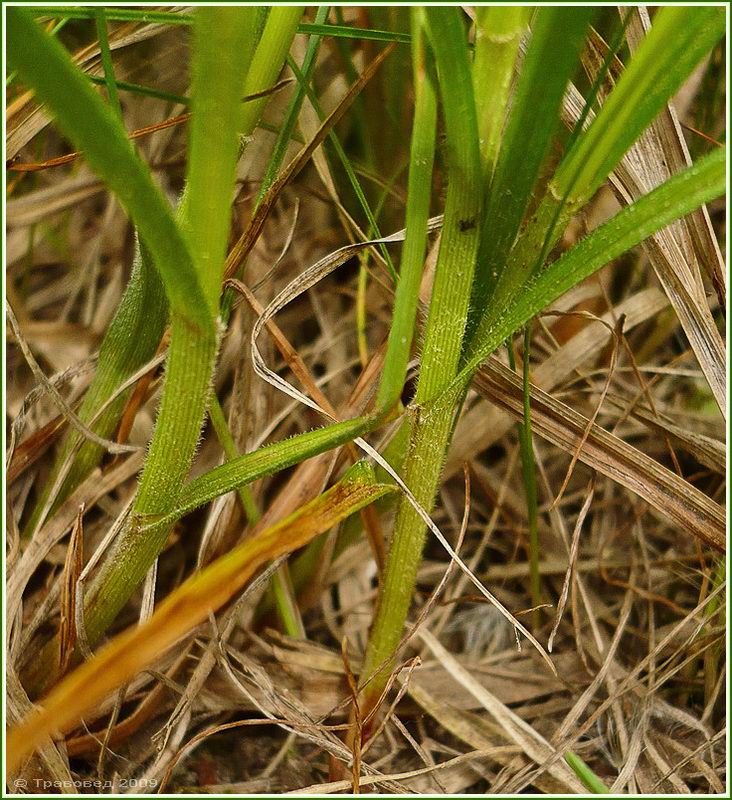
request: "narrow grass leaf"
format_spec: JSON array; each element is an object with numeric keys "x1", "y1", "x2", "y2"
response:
[
  {"x1": 29, "y1": 8, "x2": 411, "y2": 43},
  {"x1": 162, "y1": 415, "x2": 379, "y2": 524},
  {"x1": 93, "y1": 8, "x2": 122, "y2": 119},
  {"x1": 462, "y1": 147, "x2": 726, "y2": 382},
  {"x1": 298, "y1": 22, "x2": 410, "y2": 44},
  {"x1": 469, "y1": 7, "x2": 594, "y2": 328},
  {"x1": 255, "y1": 6, "x2": 330, "y2": 206},
  {"x1": 29, "y1": 7, "x2": 193, "y2": 25},
  {"x1": 376, "y1": 11, "x2": 437, "y2": 411},
  {"x1": 86, "y1": 74, "x2": 189, "y2": 105}
]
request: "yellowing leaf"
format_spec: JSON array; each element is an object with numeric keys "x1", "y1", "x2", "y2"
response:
[{"x1": 7, "y1": 462, "x2": 393, "y2": 773}]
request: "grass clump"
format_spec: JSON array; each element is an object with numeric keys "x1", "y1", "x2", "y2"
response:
[{"x1": 6, "y1": 5, "x2": 726, "y2": 793}]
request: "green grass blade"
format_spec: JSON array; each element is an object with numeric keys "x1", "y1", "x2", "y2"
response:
[
  {"x1": 256, "y1": 6, "x2": 330, "y2": 206},
  {"x1": 564, "y1": 752, "x2": 611, "y2": 794},
  {"x1": 556, "y1": 6, "x2": 726, "y2": 209},
  {"x1": 93, "y1": 8, "x2": 122, "y2": 119},
  {"x1": 86, "y1": 74, "x2": 189, "y2": 105},
  {"x1": 184, "y1": 8, "x2": 259, "y2": 314},
  {"x1": 29, "y1": 8, "x2": 411, "y2": 44},
  {"x1": 468, "y1": 7, "x2": 594, "y2": 336},
  {"x1": 460, "y1": 147, "x2": 726, "y2": 383},
  {"x1": 376, "y1": 10, "x2": 437, "y2": 411},
  {"x1": 358, "y1": 5, "x2": 483, "y2": 717},
  {"x1": 472, "y1": 5, "x2": 531, "y2": 182},
  {"x1": 238, "y1": 7, "x2": 304, "y2": 153},
  {"x1": 132, "y1": 7, "x2": 256, "y2": 515},
  {"x1": 6, "y1": 7, "x2": 207, "y2": 328},
  {"x1": 298, "y1": 22, "x2": 410, "y2": 44},
  {"x1": 162, "y1": 415, "x2": 379, "y2": 525},
  {"x1": 29, "y1": 7, "x2": 193, "y2": 25},
  {"x1": 415, "y1": 12, "x2": 482, "y2": 403},
  {"x1": 488, "y1": 6, "x2": 592, "y2": 232}
]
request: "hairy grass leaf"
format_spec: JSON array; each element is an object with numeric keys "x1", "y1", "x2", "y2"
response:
[
  {"x1": 463, "y1": 147, "x2": 726, "y2": 380},
  {"x1": 358, "y1": 5, "x2": 483, "y2": 717}
]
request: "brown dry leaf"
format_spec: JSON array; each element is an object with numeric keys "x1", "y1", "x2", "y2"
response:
[
  {"x1": 407, "y1": 681, "x2": 575, "y2": 794},
  {"x1": 57, "y1": 505, "x2": 84, "y2": 675},
  {"x1": 625, "y1": 8, "x2": 726, "y2": 309},
  {"x1": 291, "y1": 749, "x2": 511, "y2": 794},
  {"x1": 448, "y1": 287, "x2": 669, "y2": 475},
  {"x1": 415, "y1": 630, "x2": 587, "y2": 793},
  {"x1": 64, "y1": 649, "x2": 190, "y2": 757},
  {"x1": 6, "y1": 174, "x2": 106, "y2": 228},
  {"x1": 414, "y1": 652, "x2": 573, "y2": 710},
  {"x1": 473, "y1": 356, "x2": 725, "y2": 551},
  {"x1": 606, "y1": 395, "x2": 725, "y2": 475},
  {"x1": 7, "y1": 412, "x2": 68, "y2": 485},
  {"x1": 569, "y1": 15, "x2": 726, "y2": 418}
]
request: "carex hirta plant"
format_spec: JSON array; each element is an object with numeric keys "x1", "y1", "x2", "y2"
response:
[
  {"x1": 355, "y1": 3, "x2": 725, "y2": 726},
  {"x1": 6, "y1": 4, "x2": 726, "y2": 788}
]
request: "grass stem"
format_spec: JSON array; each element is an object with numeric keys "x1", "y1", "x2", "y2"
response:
[{"x1": 357, "y1": 6, "x2": 482, "y2": 721}]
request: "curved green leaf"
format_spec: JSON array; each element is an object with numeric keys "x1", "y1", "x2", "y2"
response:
[
  {"x1": 7, "y1": 7, "x2": 208, "y2": 329},
  {"x1": 461, "y1": 146, "x2": 726, "y2": 383}
]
